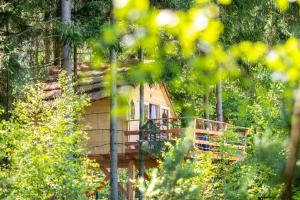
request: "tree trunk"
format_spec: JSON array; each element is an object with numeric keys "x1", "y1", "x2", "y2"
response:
[
  {"x1": 138, "y1": 48, "x2": 145, "y2": 200},
  {"x1": 128, "y1": 160, "x2": 136, "y2": 200},
  {"x1": 53, "y1": 2, "x2": 61, "y2": 66},
  {"x1": 204, "y1": 93, "x2": 209, "y2": 119},
  {"x1": 216, "y1": 80, "x2": 223, "y2": 130},
  {"x1": 282, "y1": 84, "x2": 300, "y2": 200},
  {"x1": 44, "y1": 12, "x2": 51, "y2": 66},
  {"x1": 53, "y1": 41, "x2": 61, "y2": 66},
  {"x1": 204, "y1": 92, "x2": 210, "y2": 129},
  {"x1": 35, "y1": 41, "x2": 39, "y2": 67},
  {"x1": 73, "y1": 44, "x2": 78, "y2": 77},
  {"x1": 5, "y1": 69, "x2": 9, "y2": 121},
  {"x1": 110, "y1": 47, "x2": 118, "y2": 200},
  {"x1": 61, "y1": 0, "x2": 72, "y2": 75},
  {"x1": 35, "y1": 29, "x2": 39, "y2": 68},
  {"x1": 5, "y1": 21, "x2": 9, "y2": 120}
]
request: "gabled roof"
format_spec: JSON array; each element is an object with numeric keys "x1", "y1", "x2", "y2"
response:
[
  {"x1": 45, "y1": 62, "x2": 176, "y2": 116},
  {"x1": 45, "y1": 63, "x2": 128, "y2": 101},
  {"x1": 160, "y1": 83, "x2": 176, "y2": 118}
]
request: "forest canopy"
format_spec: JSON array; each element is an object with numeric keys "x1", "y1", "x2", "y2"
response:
[{"x1": 1, "y1": 0, "x2": 300, "y2": 199}]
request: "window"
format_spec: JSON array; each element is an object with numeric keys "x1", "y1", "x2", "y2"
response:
[
  {"x1": 138, "y1": 102, "x2": 149, "y2": 122},
  {"x1": 161, "y1": 108, "x2": 169, "y2": 118},
  {"x1": 149, "y1": 104, "x2": 159, "y2": 119},
  {"x1": 161, "y1": 108, "x2": 169, "y2": 125},
  {"x1": 130, "y1": 100, "x2": 135, "y2": 119}
]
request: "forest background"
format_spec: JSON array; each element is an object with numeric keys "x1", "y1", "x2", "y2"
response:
[{"x1": 0, "y1": 0, "x2": 300, "y2": 199}]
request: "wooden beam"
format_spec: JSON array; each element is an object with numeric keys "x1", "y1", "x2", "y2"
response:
[
  {"x1": 87, "y1": 170, "x2": 109, "y2": 197},
  {"x1": 128, "y1": 160, "x2": 136, "y2": 200},
  {"x1": 100, "y1": 166, "x2": 129, "y2": 199},
  {"x1": 195, "y1": 140, "x2": 245, "y2": 150},
  {"x1": 144, "y1": 172, "x2": 150, "y2": 181},
  {"x1": 195, "y1": 129, "x2": 223, "y2": 136},
  {"x1": 87, "y1": 180, "x2": 107, "y2": 197}
]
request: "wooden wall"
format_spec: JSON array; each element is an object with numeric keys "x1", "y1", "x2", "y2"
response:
[
  {"x1": 82, "y1": 84, "x2": 175, "y2": 155},
  {"x1": 128, "y1": 84, "x2": 175, "y2": 131},
  {"x1": 82, "y1": 97, "x2": 126, "y2": 155}
]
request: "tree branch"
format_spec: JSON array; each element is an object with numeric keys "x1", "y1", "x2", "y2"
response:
[{"x1": 282, "y1": 83, "x2": 300, "y2": 200}]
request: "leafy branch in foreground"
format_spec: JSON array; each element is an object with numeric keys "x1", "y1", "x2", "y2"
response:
[
  {"x1": 139, "y1": 128, "x2": 217, "y2": 200},
  {"x1": 0, "y1": 72, "x2": 100, "y2": 199}
]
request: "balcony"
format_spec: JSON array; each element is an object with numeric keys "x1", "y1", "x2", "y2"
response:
[
  {"x1": 86, "y1": 117, "x2": 249, "y2": 166},
  {"x1": 124, "y1": 118, "x2": 249, "y2": 161}
]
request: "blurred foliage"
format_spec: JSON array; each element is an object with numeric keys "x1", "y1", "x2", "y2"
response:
[
  {"x1": 140, "y1": 129, "x2": 217, "y2": 199},
  {"x1": 2, "y1": 0, "x2": 300, "y2": 199},
  {"x1": 140, "y1": 128, "x2": 286, "y2": 199},
  {"x1": 0, "y1": 73, "x2": 100, "y2": 199},
  {"x1": 97, "y1": 0, "x2": 300, "y2": 199}
]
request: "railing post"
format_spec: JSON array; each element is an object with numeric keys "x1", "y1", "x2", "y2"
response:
[{"x1": 193, "y1": 118, "x2": 197, "y2": 146}]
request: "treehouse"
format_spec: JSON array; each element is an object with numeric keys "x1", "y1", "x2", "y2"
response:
[{"x1": 45, "y1": 63, "x2": 249, "y2": 199}]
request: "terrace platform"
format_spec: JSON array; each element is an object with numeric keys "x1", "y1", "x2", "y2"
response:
[
  {"x1": 87, "y1": 118, "x2": 249, "y2": 199},
  {"x1": 87, "y1": 117, "x2": 249, "y2": 166}
]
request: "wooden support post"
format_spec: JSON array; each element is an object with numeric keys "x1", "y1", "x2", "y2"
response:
[
  {"x1": 193, "y1": 118, "x2": 197, "y2": 147},
  {"x1": 87, "y1": 167, "x2": 109, "y2": 197},
  {"x1": 128, "y1": 160, "x2": 136, "y2": 200}
]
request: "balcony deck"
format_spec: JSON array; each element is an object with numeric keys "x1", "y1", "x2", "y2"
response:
[{"x1": 87, "y1": 117, "x2": 249, "y2": 168}]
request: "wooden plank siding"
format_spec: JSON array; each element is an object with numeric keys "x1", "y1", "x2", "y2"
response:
[{"x1": 82, "y1": 83, "x2": 176, "y2": 155}]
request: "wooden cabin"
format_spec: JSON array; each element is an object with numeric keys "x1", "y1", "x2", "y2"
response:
[
  {"x1": 83, "y1": 83, "x2": 176, "y2": 156},
  {"x1": 45, "y1": 64, "x2": 179, "y2": 163},
  {"x1": 45, "y1": 64, "x2": 249, "y2": 199},
  {"x1": 46, "y1": 65, "x2": 248, "y2": 164}
]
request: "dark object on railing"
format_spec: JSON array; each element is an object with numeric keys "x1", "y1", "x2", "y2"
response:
[
  {"x1": 125, "y1": 117, "x2": 249, "y2": 159},
  {"x1": 198, "y1": 135, "x2": 210, "y2": 151},
  {"x1": 142, "y1": 120, "x2": 169, "y2": 156}
]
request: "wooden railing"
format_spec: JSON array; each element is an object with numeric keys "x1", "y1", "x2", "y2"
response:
[
  {"x1": 85, "y1": 117, "x2": 249, "y2": 160},
  {"x1": 126, "y1": 117, "x2": 249, "y2": 132},
  {"x1": 124, "y1": 117, "x2": 249, "y2": 159}
]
